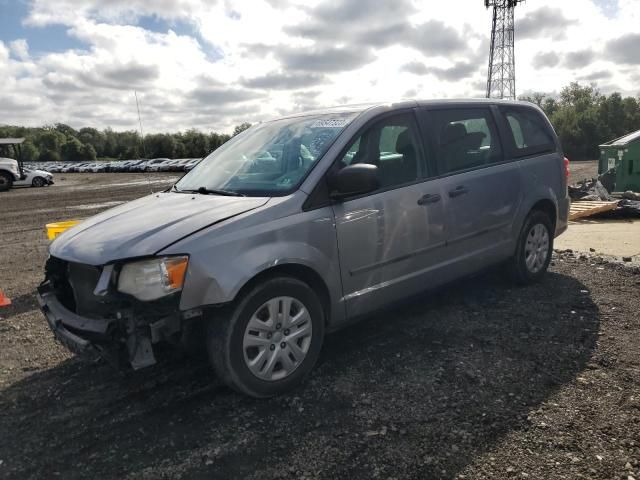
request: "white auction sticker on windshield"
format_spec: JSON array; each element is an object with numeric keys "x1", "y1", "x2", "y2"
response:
[{"x1": 310, "y1": 119, "x2": 349, "y2": 128}]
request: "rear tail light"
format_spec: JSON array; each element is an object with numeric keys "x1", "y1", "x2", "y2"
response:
[{"x1": 564, "y1": 157, "x2": 570, "y2": 180}]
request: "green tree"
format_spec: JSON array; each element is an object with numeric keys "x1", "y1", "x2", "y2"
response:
[
  {"x1": 182, "y1": 129, "x2": 209, "y2": 157},
  {"x1": 233, "y1": 123, "x2": 252, "y2": 136},
  {"x1": 81, "y1": 143, "x2": 97, "y2": 160},
  {"x1": 61, "y1": 137, "x2": 84, "y2": 162},
  {"x1": 20, "y1": 140, "x2": 39, "y2": 162},
  {"x1": 102, "y1": 129, "x2": 118, "y2": 158},
  {"x1": 78, "y1": 127, "x2": 106, "y2": 157},
  {"x1": 124, "y1": 146, "x2": 140, "y2": 159},
  {"x1": 519, "y1": 92, "x2": 546, "y2": 107},
  {"x1": 37, "y1": 129, "x2": 66, "y2": 153},
  {"x1": 38, "y1": 149, "x2": 61, "y2": 162},
  {"x1": 621, "y1": 97, "x2": 640, "y2": 134},
  {"x1": 542, "y1": 97, "x2": 559, "y2": 118},
  {"x1": 209, "y1": 132, "x2": 231, "y2": 151},
  {"x1": 54, "y1": 123, "x2": 78, "y2": 139},
  {"x1": 145, "y1": 133, "x2": 177, "y2": 158},
  {"x1": 548, "y1": 83, "x2": 605, "y2": 160}
]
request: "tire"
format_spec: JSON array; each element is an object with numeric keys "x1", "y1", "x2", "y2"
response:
[
  {"x1": 0, "y1": 172, "x2": 13, "y2": 192},
  {"x1": 32, "y1": 176, "x2": 46, "y2": 187},
  {"x1": 507, "y1": 210, "x2": 554, "y2": 285},
  {"x1": 207, "y1": 276, "x2": 325, "y2": 398}
]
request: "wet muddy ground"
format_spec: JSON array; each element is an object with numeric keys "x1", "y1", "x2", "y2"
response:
[{"x1": 0, "y1": 173, "x2": 639, "y2": 479}]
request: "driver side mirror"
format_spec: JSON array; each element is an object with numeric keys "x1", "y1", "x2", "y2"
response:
[{"x1": 328, "y1": 163, "x2": 380, "y2": 200}]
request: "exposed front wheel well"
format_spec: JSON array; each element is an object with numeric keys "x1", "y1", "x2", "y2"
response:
[{"x1": 233, "y1": 264, "x2": 331, "y2": 325}]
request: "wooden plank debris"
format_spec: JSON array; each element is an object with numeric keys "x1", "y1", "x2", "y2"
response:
[{"x1": 569, "y1": 201, "x2": 619, "y2": 221}]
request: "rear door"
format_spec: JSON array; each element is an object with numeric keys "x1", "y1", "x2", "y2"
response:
[
  {"x1": 497, "y1": 105, "x2": 567, "y2": 232},
  {"x1": 420, "y1": 106, "x2": 523, "y2": 270},
  {"x1": 331, "y1": 111, "x2": 448, "y2": 317}
]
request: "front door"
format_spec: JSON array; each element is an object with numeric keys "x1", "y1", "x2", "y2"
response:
[{"x1": 331, "y1": 112, "x2": 447, "y2": 318}]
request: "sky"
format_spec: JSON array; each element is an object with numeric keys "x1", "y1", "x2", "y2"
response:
[{"x1": 0, "y1": 0, "x2": 638, "y2": 134}]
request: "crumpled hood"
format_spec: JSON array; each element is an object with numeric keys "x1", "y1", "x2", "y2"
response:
[{"x1": 50, "y1": 192, "x2": 269, "y2": 265}]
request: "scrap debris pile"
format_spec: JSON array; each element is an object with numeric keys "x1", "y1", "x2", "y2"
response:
[{"x1": 569, "y1": 167, "x2": 640, "y2": 219}]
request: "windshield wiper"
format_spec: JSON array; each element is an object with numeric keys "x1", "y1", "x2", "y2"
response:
[{"x1": 174, "y1": 185, "x2": 245, "y2": 197}]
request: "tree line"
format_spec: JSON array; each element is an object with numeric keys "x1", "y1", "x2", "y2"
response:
[
  {"x1": 2, "y1": 83, "x2": 639, "y2": 163},
  {"x1": 520, "y1": 83, "x2": 640, "y2": 161},
  {"x1": 0, "y1": 122, "x2": 252, "y2": 163}
]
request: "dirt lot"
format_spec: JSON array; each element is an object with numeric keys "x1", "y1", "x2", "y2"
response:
[
  {"x1": 569, "y1": 159, "x2": 598, "y2": 183},
  {"x1": 1, "y1": 173, "x2": 639, "y2": 480}
]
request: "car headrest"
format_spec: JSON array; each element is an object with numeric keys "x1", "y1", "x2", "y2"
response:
[
  {"x1": 465, "y1": 131, "x2": 487, "y2": 150},
  {"x1": 442, "y1": 123, "x2": 467, "y2": 145},
  {"x1": 396, "y1": 129, "x2": 414, "y2": 154}
]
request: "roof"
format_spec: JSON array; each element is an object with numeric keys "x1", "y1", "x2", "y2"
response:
[
  {"x1": 0, "y1": 138, "x2": 25, "y2": 145},
  {"x1": 275, "y1": 98, "x2": 537, "y2": 121},
  {"x1": 601, "y1": 129, "x2": 640, "y2": 147}
]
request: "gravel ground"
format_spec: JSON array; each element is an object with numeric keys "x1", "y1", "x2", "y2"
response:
[{"x1": 1, "y1": 173, "x2": 639, "y2": 480}]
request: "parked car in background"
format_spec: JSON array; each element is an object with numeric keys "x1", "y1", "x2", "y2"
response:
[
  {"x1": 38, "y1": 99, "x2": 569, "y2": 398},
  {"x1": 184, "y1": 158, "x2": 202, "y2": 171},
  {"x1": 14, "y1": 167, "x2": 54, "y2": 187},
  {"x1": 23, "y1": 158, "x2": 207, "y2": 174},
  {"x1": 158, "y1": 159, "x2": 181, "y2": 171},
  {"x1": 146, "y1": 158, "x2": 171, "y2": 172}
]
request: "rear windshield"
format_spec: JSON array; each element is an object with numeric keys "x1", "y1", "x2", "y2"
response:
[{"x1": 176, "y1": 112, "x2": 358, "y2": 196}]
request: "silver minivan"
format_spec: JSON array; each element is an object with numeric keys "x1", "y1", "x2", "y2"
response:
[{"x1": 38, "y1": 100, "x2": 570, "y2": 397}]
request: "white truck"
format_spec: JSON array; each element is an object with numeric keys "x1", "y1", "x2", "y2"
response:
[{"x1": 0, "y1": 138, "x2": 26, "y2": 192}]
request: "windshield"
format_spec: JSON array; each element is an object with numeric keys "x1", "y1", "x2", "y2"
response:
[{"x1": 175, "y1": 112, "x2": 358, "y2": 196}]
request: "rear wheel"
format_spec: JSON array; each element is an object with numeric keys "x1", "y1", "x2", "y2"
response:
[
  {"x1": 507, "y1": 210, "x2": 554, "y2": 285},
  {"x1": 207, "y1": 276, "x2": 325, "y2": 397},
  {"x1": 32, "y1": 176, "x2": 46, "y2": 187},
  {"x1": 0, "y1": 172, "x2": 13, "y2": 192}
]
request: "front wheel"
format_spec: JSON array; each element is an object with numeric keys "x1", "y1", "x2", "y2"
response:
[
  {"x1": 0, "y1": 172, "x2": 13, "y2": 192},
  {"x1": 207, "y1": 276, "x2": 325, "y2": 398},
  {"x1": 32, "y1": 176, "x2": 46, "y2": 187},
  {"x1": 507, "y1": 210, "x2": 554, "y2": 285}
]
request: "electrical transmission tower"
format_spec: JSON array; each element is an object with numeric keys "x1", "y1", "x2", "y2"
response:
[{"x1": 485, "y1": 0, "x2": 523, "y2": 100}]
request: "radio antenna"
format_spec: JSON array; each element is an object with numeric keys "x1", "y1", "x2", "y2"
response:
[{"x1": 134, "y1": 91, "x2": 153, "y2": 194}]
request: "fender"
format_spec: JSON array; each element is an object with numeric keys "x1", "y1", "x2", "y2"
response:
[{"x1": 161, "y1": 203, "x2": 346, "y2": 324}]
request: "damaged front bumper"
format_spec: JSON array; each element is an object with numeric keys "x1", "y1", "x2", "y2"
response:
[{"x1": 37, "y1": 280, "x2": 196, "y2": 370}]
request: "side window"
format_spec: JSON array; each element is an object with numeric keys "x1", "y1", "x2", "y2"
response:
[
  {"x1": 430, "y1": 108, "x2": 503, "y2": 174},
  {"x1": 501, "y1": 107, "x2": 556, "y2": 156},
  {"x1": 337, "y1": 114, "x2": 424, "y2": 189}
]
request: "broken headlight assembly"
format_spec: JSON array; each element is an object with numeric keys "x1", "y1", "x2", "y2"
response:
[{"x1": 117, "y1": 256, "x2": 188, "y2": 301}]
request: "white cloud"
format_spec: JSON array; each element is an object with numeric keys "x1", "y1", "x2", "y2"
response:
[
  {"x1": 25, "y1": 0, "x2": 210, "y2": 26},
  {"x1": 9, "y1": 39, "x2": 29, "y2": 60},
  {"x1": 0, "y1": 0, "x2": 638, "y2": 133}
]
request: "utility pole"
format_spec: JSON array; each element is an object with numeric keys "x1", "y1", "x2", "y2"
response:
[{"x1": 485, "y1": 0, "x2": 523, "y2": 100}]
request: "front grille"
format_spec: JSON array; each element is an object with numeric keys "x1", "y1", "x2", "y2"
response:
[
  {"x1": 67, "y1": 262, "x2": 104, "y2": 317},
  {"x1": 45, "y1": 257, "x2": 113, "y2": 318},
  {"x1": 45, "y1": 256, "x2": 76, "y2": 312}
]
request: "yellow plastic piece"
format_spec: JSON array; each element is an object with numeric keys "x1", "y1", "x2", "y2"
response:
[{"x1": 46, "y1": 220, "x2": 81, "y2": 240}]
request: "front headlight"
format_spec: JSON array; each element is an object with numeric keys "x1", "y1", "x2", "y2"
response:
[{"x1": 117, "y1": 256, "x2": 189, "y2": 301}]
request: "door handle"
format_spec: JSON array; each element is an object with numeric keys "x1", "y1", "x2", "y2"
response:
[
  {"x1": 418, "y1": 193, "x2": 441, "y2": 205},
  {"x1": 448, "y1": 186, "x2": 469, "y2": 198}
]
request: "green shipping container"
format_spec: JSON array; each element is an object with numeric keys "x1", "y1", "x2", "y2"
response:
[{"x1": 599, "y1": 129, "x2": 640, "y2": 192}]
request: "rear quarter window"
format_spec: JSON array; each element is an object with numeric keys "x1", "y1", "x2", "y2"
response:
[{"x1": 500, "y1": 107, "x2": 556, "y2": 158}]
